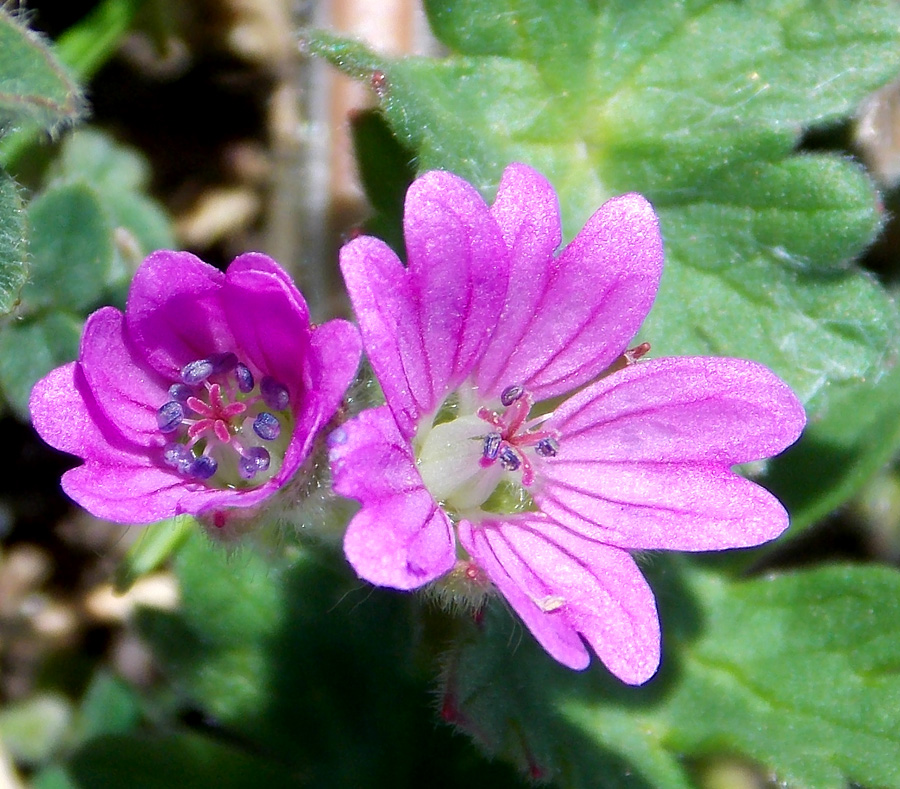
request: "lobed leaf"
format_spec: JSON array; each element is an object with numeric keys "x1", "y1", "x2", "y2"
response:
[
  {"x1": 0, "y1": 170, "x2": 26, "y2": 315},
  {"x1": 307, "y1": 0, "x2": 900, "y2": 527},
  {"x1": 446, "y1": 561, "x2": 900, "y2": 788},
  {"x1": 0, "y1": 8, "x2": 83, "y2": 133}
]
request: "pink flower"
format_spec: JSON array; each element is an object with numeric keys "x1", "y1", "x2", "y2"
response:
[
  {"x1": 30, "y1": 251, "x2": 361, "y2": 526},
  {"x1": 329, "y1": 163, "x2": 805, "y2": 684}
]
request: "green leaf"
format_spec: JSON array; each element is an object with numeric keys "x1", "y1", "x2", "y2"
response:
[
  {"x1": 135, "y1": 534, "x2": 530, "y2": 787},
  {"x1": 23, "y1": 182, "x2": 113, "y2": 314},
  {"x1": 447, "y1": 561, "x2": 900, "y2": 788},
  {"x1": 0, "y1": 311, "x2": 81, "y2": 418},
  {"x1": 114, "y1": 518, "x2": 193, "y2": 593},
  {"x1": 68, "y1": 732, "x2": 301, "y2": 789},
  {"x1": 0, "y1": 8, "x2": 83, "y2": 133},
  {"x1": 0, "y1": 170, "x2": 26, "y2": 315},
  {"x1": 76, "y1": 672, "x2": 141, "y2": 741},
  {"x1": 765, "y1": 361, "x2": 900, "y2": 532},
  {"x1": 31, "y1": 767, "x2": 77, "y2": 789},
  {"x1": 0, "y1": 693, "x2": 72, "y2": 766},
  {"x1": 54, "y1": 0, "x2": 146, "y2": 81},
  {"x1": 51, "y1": 129, "x2": 176, "y2": 303},
  {"x1": 55, "y1": 128, "x2": 152, "y2": 193},
  {"x1": 0, "y1": 0, "x2": 146, "y2": 168},
  {"x1": 307, "y1": 0, "x2": 900, "y2": 521}
]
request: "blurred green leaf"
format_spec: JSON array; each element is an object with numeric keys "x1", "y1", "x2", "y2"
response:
[
  {"x1": 0, "y1": 8, "x2": 83, "y2": 133},
  {"x1": 447, "y1": 562, "x2": 900, "y2": 788},
  {"x1": 54, "y1": 0, "x2": 146, "y2": 81},
  {"x1": 76, "y1": 672, "x2": 141, "y2": 741},
  {"x1": 55, "y1": 127, "x2": 151, "y2": 193},
  {"x1": 115, "y1": 518, "x2": 193, "y2": 593},
  {"x1": 51, "y1": 129, "x2": 176, "y2": 303},
  {"x1": 307, "y1": 0, "x2": 900, "y2": 524},
  {"x1": 69, "y1": 732, "x2": 301, "y2": 789},
  {"x1": 0, "y1": 170, "x2": 26, "y2": 315},
  {"x1": 23, "y1": 181, "x2": 113, "y2": 314},
  {"x1": 135, "y1": 533, "x2": 529, "y2": 788},
  {"x1": 31, "y1": 767, "x2": 77, "y2": 789},
  {"x1": 0, "y1": 693, "x2": 72, "y2": 767},
  {"x1": 0, "y1": 311, "x2": 81, "y2": 418},
  {"x1": 0, "y1": 0, "x2": 147, "y2": 168}
]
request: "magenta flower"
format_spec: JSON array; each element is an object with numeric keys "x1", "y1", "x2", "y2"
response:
[
  {"x1": 30, "y1": 251, "x2": 361, "y2": 526},
  {"x1": 329, "y1": 163, "x2": 805, "y2": 684}
]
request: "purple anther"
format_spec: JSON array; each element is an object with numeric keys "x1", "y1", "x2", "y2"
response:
[
  {"x1": 535, "y1": 436, "x2": 560, "y2": 457},
  {"x1": 261, "y1": 376, "x2": 290, "y2": 411},
  {"x1": 239, "y1": 446, "x2": 271, "y2": 479},
  {"x1": 181, "y1": 358, "x2": 214, "y2": 385},
  {"x1": 162, "y1": 442, "x2": 193, "y2": 472},
  {"x1": 500, "y1": 385, "x2": 524, "y2": 407},
  {"x1": 498, "y1": 446, "x2": 521, "y2": 472},
  {"x1": 253, "y1": 412, "x2": 281, "y2": 441},
  {"x1": 157, "y1": 401, "x2": 185, "y2": 433},
  {"x1": 188, "y1": 455, "x2": 218, "y2": 480},
  {"x1": 327, "y1": 427, "x2": 348, "y2": 447},
  {"x1": 234, "y1": 363, "x2": 254, "y2": 393},
  {"x1": 208, "y1": 352, "x2": 238, "y2": 374},
  {"x1": 482, "y1": 432, "x2": 502, "y2": 461},
  {"x1": 168, "y1": 383, "x2": 194, "y2": 404}
]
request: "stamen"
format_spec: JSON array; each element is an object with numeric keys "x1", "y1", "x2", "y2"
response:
[
  {"x1": 500, "y1": 384, "x2": 524, "y2": 407},
  {"x1": 482, "y1": 432, "x2": 501, "y2": 461},
  {"x1": 235, "y1": 363, "x2": 254, "y2": 393},
  {"x1": 605, "y1": 342, "x2": 652, "y2": 376},
  {"x1": 498, "y1": 446, "x2": 521, "y2": 472},
  {"x1": 253, "y1": 412, "x2": 281, "y2": 441},
  {"x1": 188, "y1": 455, "x2": 218, "y2": 480},
  {"x1": 535, "y1": 437, "x2": 560, "y2": 457},
  {"x1": 239, "y1": 446, "x2": 271, "y2": 479},
  {"x1": 168, "y1": 383, "x2": 194, "y2": 405},
  {"x1": 157, "y1": 352, "x2": 292, "y2": 489},
  {"x1": 163, "y1": 443, "x2": 193, "y2": 472},
  {"x1": 261, "y1": 376, "x2": 290, "y2": 410},
  {"x1": 624, "y1": 342, "x2": 651, "y2": 365},
  {"x1": 208, "y1": 352, "x2": 237, "y2": 374},
  {"x1": 181, "y1": 358, "x2": 214, "y2": 385},
  {"x1": 157, "y1": 401, "x2": 184, "y2": 433}
]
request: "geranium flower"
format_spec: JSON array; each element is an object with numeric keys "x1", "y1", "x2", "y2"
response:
[
  {"x1": 329, "y1": 163, "x2": 805, "y2": 684},
  {"x1": 30, "y1": 251, "x2": 361, "y2": 527}
]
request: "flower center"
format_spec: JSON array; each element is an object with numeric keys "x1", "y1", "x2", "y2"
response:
[
  {"x1": 475, "y1": 385, "x2": 559, "y2": 487},
  {"x1": 415, "y1": 384, "x2": 558, "y2": 517},
  {"x1": 156, "y1": 352, "x2": 294, "y2": 489}
]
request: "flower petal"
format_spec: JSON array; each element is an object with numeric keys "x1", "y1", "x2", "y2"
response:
[
  {"x1": 476, "y1": 163, "x2": 562, "y2": 395},
  {"x1": 344, "y1": 492, "x2": 456, "y2": 590},
  {"x1": 330, "y1": 407, "x2": 455, "y2": 589},
  {"x1": 340, "y1": 236, "x2": 431, "y2": 438},
  {"x1": 289, "y1": 318, "x2": 362, "y2": 464},
  {"x1": 31, "y1": 362, "x2": 136, "y2": 459},
  {"x1": 547, "y1": 356, "x2": 806, "y2": 464},
  {"x1": 534, "y1": 356, "x2": 805, "y2": 551},
  {"x1": 539, "y1": 462, "x2": 790, "y2": 551},
  {"x1": 222, "y1": 252, "x2": 312, "y2": 399},
  {"x1": 30, "y1": 358, "x2": 237, "y2": 524},
  {"x1": 62, "y1": 460, "x2": 207, "y2": 524},
  {"x1": 126, "y1": 250, "x2": 234, "y2": 379},
  {"x1": 78, "y1": 307, "x2": 170, "y2": 443},
  {"x1": 460, "y1": 517, "x2": 661, "y2": 683},
  {"x1": 483, "y1": 193, "x2": 663, "y2": 400},
  {"x1": 403, "y1": 170, "x2": 509, "y2": 409},
  {"x1": 329, "y1": 406, "x2": 424, "y2": 501}
]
